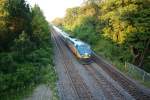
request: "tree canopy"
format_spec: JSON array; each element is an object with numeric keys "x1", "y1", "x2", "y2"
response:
[
  {"x1": 53, "y1": 0, "x2": 150, "y2": 72},
  {"x1": 0, "y1": 0, "x2": 55, "y2": 99}
]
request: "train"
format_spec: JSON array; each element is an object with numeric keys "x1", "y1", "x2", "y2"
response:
[{"x1": 53, "y1": 26, "x2": 92, "y2": 62}]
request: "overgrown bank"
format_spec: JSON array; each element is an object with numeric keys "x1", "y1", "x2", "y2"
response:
[
  {"x1": 53, "y1": 0, "x2": 150, "y2": 73},
  {"x1": 0, "y1": 0, "x2": 58, "y2": 99}
]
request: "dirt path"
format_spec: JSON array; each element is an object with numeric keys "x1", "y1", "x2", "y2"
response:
[{"x1": 23, "y1": 84, "x2": 52, "y2": 100}]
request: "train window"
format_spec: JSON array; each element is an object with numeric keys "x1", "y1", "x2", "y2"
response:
[{"x1": 77, "y1": 45, "x2": 91, "y2": 54}]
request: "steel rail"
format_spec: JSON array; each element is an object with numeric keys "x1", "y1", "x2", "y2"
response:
[
  {"x1": 92, "y1": 53, "x2": 150, "y2": 100},
  {"x1": 51, "y1": 29, "x2": 93, "y2": 100}
]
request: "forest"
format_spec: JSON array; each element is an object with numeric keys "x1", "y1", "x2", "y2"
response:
[
  {"x1": 0, "y1": 0, "x2": 57, "y2": 99},
  {"x1": 53, "y1": 0, "x2": 150, "y2": 73},
  {"x1": 0, "y1": 0, "x2": 150, "y2": 99}
]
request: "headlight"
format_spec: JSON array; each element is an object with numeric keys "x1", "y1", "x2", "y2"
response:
[{"x1": 81, "y1": 54, "x2": 91, "y2": 58}]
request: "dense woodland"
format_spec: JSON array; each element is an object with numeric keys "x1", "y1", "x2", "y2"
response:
[
  {"x1": 0, "y1": 0, "x2": 57, "y2": 99},
  {"x1": 53, "y1": 0, "x2": 150, "y2": 72},
  {"x1": 0, "y1": 0, "x2": 150, "y2": 99}
]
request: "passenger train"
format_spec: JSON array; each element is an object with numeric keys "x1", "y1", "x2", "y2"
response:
[{"x1": 53, "y1": 26, "x2": 92, "y2": 62}]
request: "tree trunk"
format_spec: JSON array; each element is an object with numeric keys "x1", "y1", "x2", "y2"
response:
[
  {"x1": 138, "y1": 39, "x2": 150, "y2": 67},
  {"x1": 131, "y1": 39, "x2": 150, "y2": 68}
]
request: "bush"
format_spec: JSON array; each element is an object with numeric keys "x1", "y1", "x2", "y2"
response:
[{"x1": 0, "y1": 1, "x2": 57, "y2": 99}]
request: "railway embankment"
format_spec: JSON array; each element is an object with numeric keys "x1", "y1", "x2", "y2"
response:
[{"x1": 51, "y1": 28, "x2": 150, "y2": 100}]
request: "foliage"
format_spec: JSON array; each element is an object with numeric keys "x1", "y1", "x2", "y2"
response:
[
  {"x1": 0, "y1": 0, "x2": 32, "y2": 50},
  {"x1": 31, "y1": 5, "x2": 50, "y2": 45},
  {"x1": 99, "y1": 0, "x2": 150, "y2": 68},
  {"x1": 52, "y1": 17, "x2": 63, "y2": 27},
  {"x1": 0, "y1": 0, "x2": 9, "y2": 50},
  {"x1": 0, "y1": 0, "x2": 57, "y2": 99},
  {"x1": 54, "y1": 0, "x2": 150, "y2": 72}
]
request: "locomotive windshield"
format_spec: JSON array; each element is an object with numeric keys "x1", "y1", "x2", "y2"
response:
[{"x1": 77, "y1": 45, "x2": 91, "y2": 55}]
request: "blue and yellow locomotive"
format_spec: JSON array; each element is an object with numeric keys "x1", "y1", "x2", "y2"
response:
[
  {"x1": 53, "y1": 26, "x2": 92, "y2": 61},
  {"x1": 66, "y1": 38, "x2": 92, "y2": 60}
]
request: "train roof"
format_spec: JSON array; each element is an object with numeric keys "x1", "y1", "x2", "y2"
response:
[
  {"x1": 61, "y1": 31, "x2": 70, "y2": 37},
  {"x1": 53, "y1": 26, "x2": 62, "y2": 33},
  {"x1": 53, "y1": 26, "x2": 90, "y2": 48},
  {"x1": 69, "y1": 38, "x2": 90, "y2": 47}
]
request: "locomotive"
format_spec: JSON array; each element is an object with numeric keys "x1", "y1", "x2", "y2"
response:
[{"x1": 53, "y1": 26, "x2": 92, "y2": 61}]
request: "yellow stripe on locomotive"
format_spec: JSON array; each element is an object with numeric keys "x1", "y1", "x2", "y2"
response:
[{"x1": 53, "y1": 25, "x2": 92, "y2": 60}]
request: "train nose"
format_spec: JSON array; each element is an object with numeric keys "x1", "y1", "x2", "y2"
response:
[{"x1": 82, "y1": 53, "x2": 91, "y2": 58}]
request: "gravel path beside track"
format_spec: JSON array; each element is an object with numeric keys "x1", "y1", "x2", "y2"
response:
[{"x1": 24, "y1": 84, "x2": 52, "y2": 100}]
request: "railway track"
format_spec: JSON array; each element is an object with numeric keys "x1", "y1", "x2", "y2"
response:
[
  {"x1": 52, "y1": 30, "x2": 93, "y2": 100},
  {"x1": 93, "y1": 54, "x2": 150, "y2": 100},
  {"x1": 52, "y1": 28, "x2": 150, "y2": 100},
  {"x1": 84, "y1": 64, "x2": 133, "y2": 100}
]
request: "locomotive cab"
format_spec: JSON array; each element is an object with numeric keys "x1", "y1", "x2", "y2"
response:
[{"x1": 76, "y1": 44, "x2": 91, "y2": 59}]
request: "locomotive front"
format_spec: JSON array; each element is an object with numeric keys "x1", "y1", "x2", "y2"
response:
[{"x1": 75, "y1": 43, "x2": 93, "y2": 63}]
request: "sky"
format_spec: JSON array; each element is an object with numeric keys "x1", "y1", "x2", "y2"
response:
[{"x1": 26, "y1": 0, "x2": 84, "y2": 21}]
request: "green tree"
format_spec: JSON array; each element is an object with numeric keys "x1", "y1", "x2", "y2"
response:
[
  {"x1": 31, "y1": 5, "x2": 50, "y2": 46},
  {"x1": 100, "y1": 0, "x2": 150, "y2": 67},
  {"x1": 59, "y1": 0, "x2": 150, "y2": 71},
  {"x1": 52, "y1": 17, "x2": 63, "y2": 26},
  {"x1": 0, "y1": 0, "x2": 32, "y2": 50},
  {"x1": 0, "y1": 0, "x2": 9, "y2": 50},
  {"x1": 0, "y1": 1, "x2": 56, "y2": 99},
  {"x1": 7, "y1": 0, "x2": 32, "y2": 34}
]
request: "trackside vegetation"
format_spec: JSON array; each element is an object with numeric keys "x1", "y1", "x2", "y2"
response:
[
  {"x1": 52, "y1": 0, "x2": 150, "y2": 73},
  {"x1": 0, "y1": 0, "x2": 58, "y2": 100}
]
